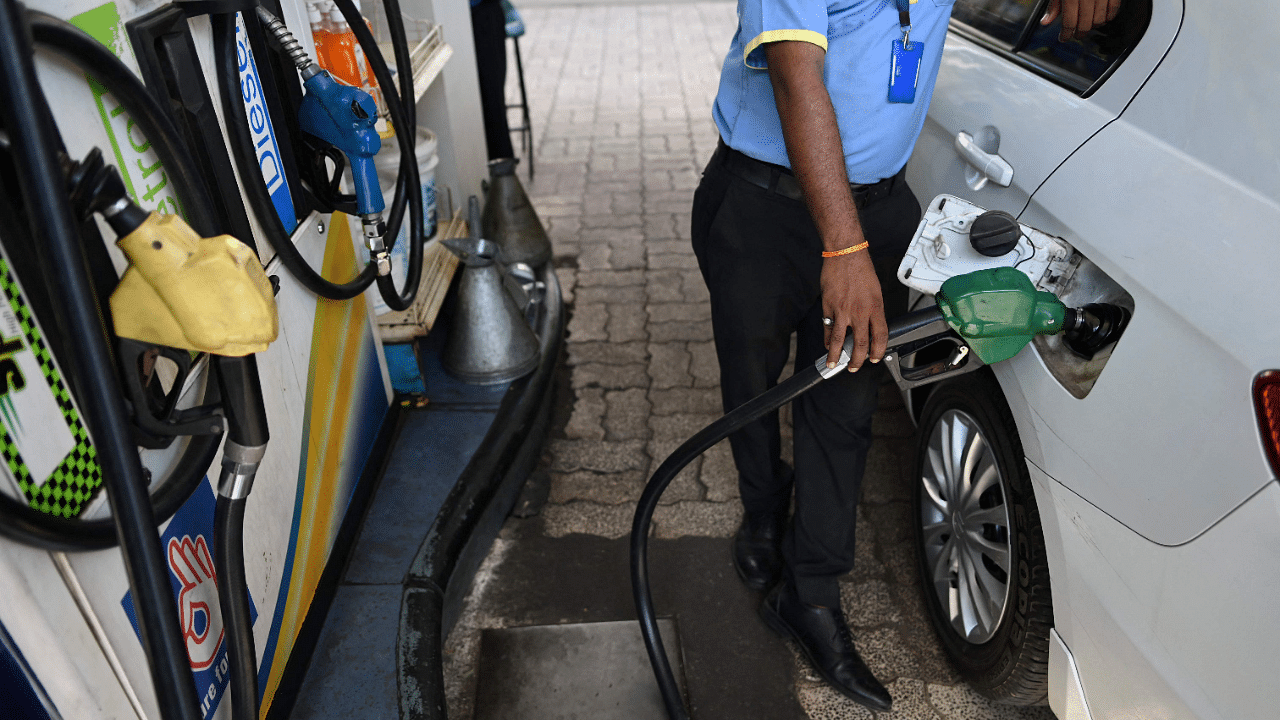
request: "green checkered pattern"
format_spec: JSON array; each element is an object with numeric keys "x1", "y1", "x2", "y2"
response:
[{"x1": 0, "y1": 260, "x2": 102, "y2": 518}]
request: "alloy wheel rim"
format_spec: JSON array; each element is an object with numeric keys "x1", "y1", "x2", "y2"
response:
[{"x1": 920, "y1": 408, "x2": 1012, "y2": 644}]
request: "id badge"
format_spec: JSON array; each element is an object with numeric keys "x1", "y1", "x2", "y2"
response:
[{"x1": 888, "y1": 39, "x2": 924, "y2": 104}]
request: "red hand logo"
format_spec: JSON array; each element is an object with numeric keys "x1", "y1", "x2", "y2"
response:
[{"x1": 168, "y1": 535, "x2": 224, "y2": 670}]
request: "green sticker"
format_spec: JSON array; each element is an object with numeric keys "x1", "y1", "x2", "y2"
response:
[{"x1": 0, "y1": 260, "x2": 101, "y2": 517}]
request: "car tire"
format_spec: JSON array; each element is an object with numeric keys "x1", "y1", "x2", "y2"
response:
[{"x1": 913, "y1": 373, "x2": 1053, "y2": 705}]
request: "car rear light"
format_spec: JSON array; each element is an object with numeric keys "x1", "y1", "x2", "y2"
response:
[{"x1": 1254, "y1": 371, "x2": 1280, "y2": 479}]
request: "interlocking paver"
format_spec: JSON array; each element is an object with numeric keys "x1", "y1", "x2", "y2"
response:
[
  {"x1": 563, "y1": 386, "x2": 606, "y2": 440},
  {"x1": 566, "y1": 340, "x2": 648, "y2": 366},
  {"x1": 647, "y1": 319, "x2": 715, "y2": 342},
  {"x1": 547, "y1": 470, "x2": 646, "y2": 505},
  {"x1": 603, "y1": 387, "x2": 651, "y2": 440},
  {"x1": 605, "y1": 302, "x2": 648, "y2": 343},
  {"x1": 574, "y1": 283, "x2": 644, "y2": 305},
  {"x1": 650, "y1": 386, "x2": 721, "y2": 416},
  {"x1": 570, "y1": 362, "x2": 649, "y2": 390},
  {"x1": 646, "y1": 342, "x2": 692, "y2": 390},
  {"x1": 566, "y1": 302, "x2": 607, "y2": 342}
]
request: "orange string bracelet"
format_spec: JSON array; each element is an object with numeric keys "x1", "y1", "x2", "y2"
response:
[{"x1": 821, "y1": 241, "x2": 869, "y2": 258}]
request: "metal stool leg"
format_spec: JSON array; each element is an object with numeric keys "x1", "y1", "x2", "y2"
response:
[{"x1": 509, "y1": 35, "x2": 533, "y2": 179}]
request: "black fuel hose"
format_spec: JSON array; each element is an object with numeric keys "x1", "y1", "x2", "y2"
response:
[
  {"x1": 212, "y1": 12, "x2": 375, "y2": 299},
  {"x1": 214, "y1": 2, "x2": 424, "y2": 311},
  {"x1": 330, "y1": 0, "x2": 424, "y2": 311},
  {"x1": 210, "y1": 352, "x2": 269, "y2": 720},
  {"x1": 0, "y1": 2, "x2": 201, "y2": 718},
  {"x1": 0, "y1": 391, "x2": 222, "y2": 552},
  {"x1": 631, "y1": 306, "x2": 947, "y2": 720},
  {"x1": 26, "y1": 11, "x2": 218, "y2": 237},
  {"x1": 214, "y1": 495, "x2": 257, "y2": 720}
]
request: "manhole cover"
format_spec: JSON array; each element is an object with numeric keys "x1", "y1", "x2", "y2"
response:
[{"x1": 474, "y1": 619, "x2": 685, "y2": 720}]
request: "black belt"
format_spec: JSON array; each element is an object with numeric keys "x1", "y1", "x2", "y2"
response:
[{"x1": 712, "y1": 139, "x2": 903, "y2": 209}]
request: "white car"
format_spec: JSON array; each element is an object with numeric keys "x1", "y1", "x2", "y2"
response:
[{"x1": 898, "y1": 1, "x2": 1280, "y2": 719}]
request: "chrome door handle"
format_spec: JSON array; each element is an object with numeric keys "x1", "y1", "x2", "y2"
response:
[{"x1": 955, "y1": 131, "x2": 1014, "y2": 188}]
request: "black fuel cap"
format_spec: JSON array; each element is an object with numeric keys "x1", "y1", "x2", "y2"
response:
[{"x1": 969, "y1": 210, "x2": 1022, "y2": 257}]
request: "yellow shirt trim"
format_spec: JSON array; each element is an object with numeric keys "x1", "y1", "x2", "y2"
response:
[{"x1": 743, "y1": 29, "x2": 828, "y2": 69}]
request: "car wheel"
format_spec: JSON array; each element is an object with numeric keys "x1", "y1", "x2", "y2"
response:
[{"x1": 913, "y1": 374, "x2": 1053, "y2": 705}]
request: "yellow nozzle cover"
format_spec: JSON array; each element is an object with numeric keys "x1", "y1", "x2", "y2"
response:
[{"x1": 109, "y1": 213, "x2": 279, "y2": 356}]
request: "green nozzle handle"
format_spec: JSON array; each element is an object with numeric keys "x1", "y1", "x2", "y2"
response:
[{"x1": 936, "y1": 268, "x2": 1066, "y2": 365}]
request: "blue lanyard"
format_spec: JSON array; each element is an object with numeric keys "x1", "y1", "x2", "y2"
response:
[{"x1": 895, "y1": 0, "x2": 912, "y2": 47}]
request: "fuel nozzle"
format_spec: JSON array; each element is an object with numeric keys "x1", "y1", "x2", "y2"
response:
[
  {"x1": 63, "y1": 148, "x2": 280, "y2": 356},
  {"x1": 1062, "y1": 303, "x2": 1130, "y2": 360},
  {"x1": 264, "y1": 4, "x2": 387, "y2": 243}
]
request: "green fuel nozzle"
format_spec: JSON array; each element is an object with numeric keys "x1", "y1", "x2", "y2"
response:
[{"x1": 935, "y1": 267, "x2": 1127, "y2": 365}]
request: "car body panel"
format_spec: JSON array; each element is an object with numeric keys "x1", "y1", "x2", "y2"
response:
[
  {"x1": 1015, "y1": 118, "x2": 1276, "y2": 543},
  {"x1": 904, "y1": 0, "x2": 1182, "y2": 218},
  {"x1": 1011, "y1": 0, "x2": 1280, "y2": 543},
  {"x1": 1031, "y1": 462, "x2": 1280, "y2": 720}
]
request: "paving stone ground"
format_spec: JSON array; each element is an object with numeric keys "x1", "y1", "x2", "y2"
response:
[{"x1": 442, "y1": 4, "x2": 1058, "y2": 719}]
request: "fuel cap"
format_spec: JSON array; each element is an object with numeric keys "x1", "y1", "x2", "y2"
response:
[{"x1": 968, "y1": 210, "x2": 1022, "y2": 257}]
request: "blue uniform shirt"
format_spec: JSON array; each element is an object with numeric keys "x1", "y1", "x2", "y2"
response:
[{"x1": 714, "y1": 0, "x2": 955, "y2": 184}]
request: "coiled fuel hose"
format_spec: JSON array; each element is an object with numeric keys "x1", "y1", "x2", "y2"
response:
[
  {"x1": 213, "y1": 0, "x2": 424, "y2": 311},
  {"x1": 631, "y1": 307, "x2": 947, "y2": 720}
]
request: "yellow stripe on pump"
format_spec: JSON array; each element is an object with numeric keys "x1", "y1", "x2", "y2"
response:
[{"x1": 109, "y1": 213, "x2": 279, "y2": 356}]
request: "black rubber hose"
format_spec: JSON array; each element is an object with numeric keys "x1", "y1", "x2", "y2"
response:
[
  {"x1": 212, "y1": 12, "x2": 377, "y2": 299},
  {"x1": 26, "y1": 11, "x2": 218, "y2": 237},
  {"x1": 330, "y1": 0, "x2": 425, "y2": 312},
  {"x1": 215, "y1": 355, "x2": 270, "y2": 449},
  {"x1": 632, "y1": 306, "x2": 948, "y2": 720},
  {"x1": 0, "y1": 3, "x2": 200, "y2": 718},
  {"x1": 0, "y1": 430, "x2": 222, "y2": 551},
  {"x1": 632, "y1": 364, "x2": 826, "y2": 720},
  {"x1": 214, "y1": 495, "x2": 257, "y2": 720}
]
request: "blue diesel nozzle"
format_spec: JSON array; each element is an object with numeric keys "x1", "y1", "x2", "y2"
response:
[
  {"x1": 297, "y1": 72, "x2": 383, "y2": 216},
  {"x1": 256, "y1": 6, "x2": 390, "y2": 274}
]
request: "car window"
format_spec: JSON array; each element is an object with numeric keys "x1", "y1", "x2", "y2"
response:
[
  {"x1": 949, "y1": 0, "x2": 1152, "y2": 95},
  {"x1": 950, "y1": 0, "x2": 1040, "y2": 49}
]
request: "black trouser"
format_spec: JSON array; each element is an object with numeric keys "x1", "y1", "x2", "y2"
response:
[
  {"x1": 690, "y1": 145, "x2": 921, "y2": 608},
  {"x1": 470, "y1": 0, "x2": 514, "y2": 160}
]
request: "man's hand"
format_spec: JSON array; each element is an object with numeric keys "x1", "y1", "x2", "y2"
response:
[
  {"x1": 821, "y1": 253, "x2": 886, "y2": 371},
  {"x1": 1042, "y1": 0, "x2": 1122, "y2": 42},
  {"x1": 764, "y1": 40, "x2": 886, "y2": 372}
]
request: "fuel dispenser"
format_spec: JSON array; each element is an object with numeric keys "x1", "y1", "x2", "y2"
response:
[{"x1": 0, "y1": 0, "x2": 429, "y2": 717}]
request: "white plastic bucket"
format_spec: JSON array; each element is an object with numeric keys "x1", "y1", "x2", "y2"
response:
[{"x1": 370, "y1": 126, "x2": 439, "y2": 315}]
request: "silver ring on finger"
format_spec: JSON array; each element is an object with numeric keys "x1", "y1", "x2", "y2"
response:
[{"x1": 822, "y1": 317, "x2": 834, "y2": 327}]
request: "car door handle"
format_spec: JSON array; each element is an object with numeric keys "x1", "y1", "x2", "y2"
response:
[{"x1": 955, "y1": 132, "x2": 1014, "y2": 187}]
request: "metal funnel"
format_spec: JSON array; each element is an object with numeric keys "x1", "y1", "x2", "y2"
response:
[
  {"x1": 441, "y1": 199, "x2": 540, "y2": 384},
  {"x1": 482, "y1": 158, "x2": 551, "y2": 267}
]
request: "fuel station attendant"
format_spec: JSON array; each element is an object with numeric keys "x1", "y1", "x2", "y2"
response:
[{"x1": 691, "y1": 0, "x2": 1121, "y2": 710}]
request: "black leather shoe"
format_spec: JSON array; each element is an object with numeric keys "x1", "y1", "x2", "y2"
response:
[
  {"x1": 760, "y1": 581, "x2": 892, "y2": 712},
  {"x1": 732, "y1": 512, "x2": 785, "y2": 591}
]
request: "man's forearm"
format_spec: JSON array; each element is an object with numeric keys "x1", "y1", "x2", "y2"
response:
[
  {"x1": 764, "y1": 40, "x2": 865, "y2": 253},
  {"x1": 763, "y1": 39, "x2": 887, "y2": 369}
]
